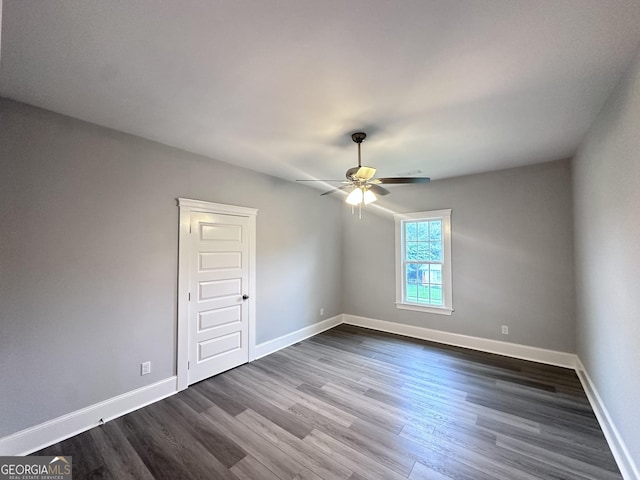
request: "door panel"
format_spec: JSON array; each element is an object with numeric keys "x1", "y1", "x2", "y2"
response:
[
  {"x1": 198, "y1": 332, "x2": 242, "y2": 361},
  {"x1": 200, "y1": 223, "x2": 242, "y2": 241},
  {"x1": 199, "y1": 252, "x2": 242, "y2": 270},
  {"x1": 188, "y1": 212, "x2": 250, "y2": 385},
  {"x1": 198, "y1": 305, "x2": 241, "y2": 331},
  {"x1": 199, "y1": 278, "x2": 242, "y2": 300}
]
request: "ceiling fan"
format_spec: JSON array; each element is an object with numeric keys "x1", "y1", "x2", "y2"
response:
[{"x1": 297, "y1": 132, "x2": 430, "y2": 207}]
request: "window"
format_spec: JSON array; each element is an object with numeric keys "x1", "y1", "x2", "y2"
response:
[{"x1": 394, "y1": 209, "x2": 452, "y2": 315}]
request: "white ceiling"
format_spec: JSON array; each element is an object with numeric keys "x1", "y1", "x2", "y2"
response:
[{"x1": 1, "y1": 1, "x2": 640, "y2": 188}]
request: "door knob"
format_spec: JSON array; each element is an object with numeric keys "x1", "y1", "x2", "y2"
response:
[{"x1": 242, "y1": 294, "x2": 249, "y2": 300}]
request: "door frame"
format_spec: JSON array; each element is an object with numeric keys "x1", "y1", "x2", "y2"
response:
[{"x1": 176, "y1": 198, "x2": 258, "y2": 391}]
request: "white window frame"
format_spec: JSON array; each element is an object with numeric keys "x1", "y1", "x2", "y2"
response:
[{"x1": 394, "y1": 209, "x2": 453, "y2": 315}]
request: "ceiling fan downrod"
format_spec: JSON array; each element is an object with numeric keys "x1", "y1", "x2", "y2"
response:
[{"x1": 351, "y1": 132, "x2": 366, "y2": 168}]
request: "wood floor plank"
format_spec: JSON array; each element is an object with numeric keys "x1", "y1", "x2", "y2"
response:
[
  {"x1": 292, "y1": 402, "x2": 416, "y2": 476},
  {"x1": 141, "y1": 401, "x2": 239, "y2": 480},
  {"x1": 253, "y1": 355, "x2": 327, "y2": 389},
  {"x1": 259, "y1": 353, "x2": 332, "y2": 390},
  {"x1": 230, "y1": 455, "x2": 282, "y2": 480},
  {"x1": 158, "y1": 395, "x2": 247, "y2": 468},
  {"x1": 297, "y1": 382, "x2": 407, "y2": 434},
  {"x1": 349, "y1": 414, "x2": 501, "y2": 480},
  {"x1": 225, "y1": 367, "x2": 299, "y2": 410},
  {"x1": 496, "y1": 434, "x2": 623, "y2": 480},
  {"x1": 88, "y1": 422, "x2": 154, "y2": 480},
  {"x1": 209, "y1": 374, "x2": 315, "y2": 440},
  {"x1": 409, "y1": 460, "x2": 455, "y2": 480},
  {"x1": 302, "y1": 428, "x2": 407, "y2": 480},
  {"x1": 400, "y1": 422, "x2": 560, "y2": 480},
  {"x1": 114, "y1": 409, "x2": 195, "y2": 480},
  {"x1": 31, "y1": 324, "x2": 622, "y2": 479},
  {"x1": 476, "y1": 415, "x2": 619, "y2": 471},
  {"x1": 202, "y1": 402, "x2": 319, "y2": 480},
  {"x1": 240, "y1": 363, "x2": 358, "y2": 427},
  {"x1": 236, "y1": 408, "x2": 353, "y2": 479},
  {"x1": 192, "y1": 378, "x2": 247, "y2": 416},
  {"x1": 466, "y1": 391, "x2": 602, "y2": 434},
  {"x1": 59, "y1": 430, "x2": 108, "y2": 479}
]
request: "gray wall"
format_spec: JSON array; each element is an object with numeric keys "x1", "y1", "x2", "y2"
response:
[
  {"x1": 573, "y1": 48, "x2": 640, "y2": 466},
  {"x1": 343, "y1": 160, "x2": 576, "y2": 353},
  {"x1": 0, "y1": 98, "x2": 343, "y2": 437}
]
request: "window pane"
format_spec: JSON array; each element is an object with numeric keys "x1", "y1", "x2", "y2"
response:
[
  {"x1": 429, "y1": 241, "x2": 443, "y2": 262},
  {"x1": 418, "y1": 265, "x2": 429, "y2": 284},
  {"x1": 406, "y1": 263, "x2": 418, "y2": 283},
  {"x1": 416, "y1": 242, "x2": 429, "y2": 261},
  {"x1": 417, "y1": 283, "x2": 430, "y2": 303},
  {"x1": 406, "y1": 242, "x2": 418, "y2": 260},
  {"x1": 429, "y1": 264, "x2": 442, "y2": 284},
  {"x1": 405, "y1": 282, "x2": 418, "y2": 303},
  {"x1": 405, "y1": 222, "x2": 417, "y2": 241},
  {"x1": 430, "y1": 285, "x2": 443, "y2": 305},
  {"x1": 429, "y1": 220, "x2": 442, "y2": 241},
  {"x1": 417, "y1": 222, "x2": 428, "y2": 240}
]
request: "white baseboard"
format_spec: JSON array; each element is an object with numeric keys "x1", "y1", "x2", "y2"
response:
[
  {"x1": 253, "y1": 314, "x2": 343, "y2": 360},
  {"x1": 0, "y1": 376, "x2": 178, "y2": 456},
  {"x1": 575, "y1": 358, "x2": 638, "y2": 480},
  {"x1": 343, "y1": 314, "x2": 578, "y2": 369}
]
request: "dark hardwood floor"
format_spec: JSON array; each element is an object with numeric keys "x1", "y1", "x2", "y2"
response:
[{"x1": 34, "y1": 325, "x2": 622, "y2": 479}]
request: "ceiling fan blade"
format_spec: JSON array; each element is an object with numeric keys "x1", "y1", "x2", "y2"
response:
[
  {"x1": 320, "y1": 185, "x2": 351, "y2": 196},
  {"x1": 376, "y1": 177, "x2": 431, "y2": 184},
  {"x1": 346, "y1": 166, "x2": 376, "y2": 181},
  {"x1": 368, "y1": 184, "x2": 391, "y2": 196},
  {"x1": 296, "y1": 179, "x2": 345, "y2": 182}
]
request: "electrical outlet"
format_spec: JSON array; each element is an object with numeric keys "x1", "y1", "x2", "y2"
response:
[
  {"x1": 141, "y1": 361, "x2": 151, "y2": 376},
  {"x1": 320, "y1": 308, "x2": 324, "y2": 316},
  {"x1": 501, "y1": 325, "x2": 509, "y2": 335}
]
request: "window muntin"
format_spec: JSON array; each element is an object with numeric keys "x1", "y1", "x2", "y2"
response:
[{"x1": 395, "y1": 210, "x2": 452, "y2": 315}]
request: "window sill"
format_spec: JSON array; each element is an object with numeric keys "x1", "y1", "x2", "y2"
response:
[{"x1": 395, "y1": 302, "x2": 453, "y2": 316}]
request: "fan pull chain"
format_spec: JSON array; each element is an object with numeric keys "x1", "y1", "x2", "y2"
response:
[{"x1": 350, "y1": 203, "x2": 363, "y2": 219}]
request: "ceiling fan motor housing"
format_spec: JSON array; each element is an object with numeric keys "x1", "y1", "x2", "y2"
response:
[{"x1": 351, "y1": 132, "x2": 366, "y2": 143}]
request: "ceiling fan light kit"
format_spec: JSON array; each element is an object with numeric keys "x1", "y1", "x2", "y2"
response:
[
  {"x1": 296, "y1": 131, "x2": 431, "y2": 216},
  {"x1": 346, "y1": 186, "x2": 364, "y2": 205},
  {"x1": 363, "y1": 188, "x2": 377, "y2": 205},
  {"x1": 345, "y1": 185, "x2": 377, "y2": 206}
]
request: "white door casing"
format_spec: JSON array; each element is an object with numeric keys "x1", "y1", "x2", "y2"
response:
[{"x1": 177, "y1": 198, "x2": 257, "y2": 390}]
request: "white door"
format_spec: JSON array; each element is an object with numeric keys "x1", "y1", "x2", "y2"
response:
[{"x1": 187, "y1": 211, "x2": 251, "y2": 385}]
